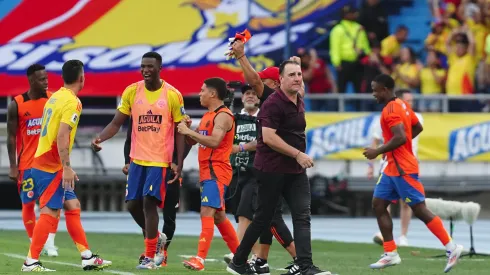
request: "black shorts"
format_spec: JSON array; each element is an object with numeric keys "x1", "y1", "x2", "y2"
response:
[
  {"x1": 235, "y1": 175, "x2": 257, "y2": 222},
  {"x1": 229, "y1": 168, "x2": 284, "y2": 223},
  {"x1": 226, "y1": 169, "x2": 256, "y2": 222}
]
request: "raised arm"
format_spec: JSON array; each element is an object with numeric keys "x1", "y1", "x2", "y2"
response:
[
  {"x1": 179, "y1": 112, "x2": 233, "y2": 149},
  {"x1": 230, "y1": 40, "x2": 265, "y2": 98},
  {"x1": 6, "y1": 100, "x2": 19, "y2": 181}
]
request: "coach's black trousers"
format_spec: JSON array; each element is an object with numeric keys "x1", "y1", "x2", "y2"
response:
[
  {"x1": 227, "y1": 169, "x2": 294, "y2": 248},
  {"x1": 233, "y1": 170, "x2": 312, "y2": 268}
]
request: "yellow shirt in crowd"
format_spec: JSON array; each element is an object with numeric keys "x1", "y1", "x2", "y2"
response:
[
  {"x1": 394, "y1": 63, "x2": 420, "y2": 89},
  {"x1": 467, "y1": 19, "x2": 488, "y2": 61},
  {"x1": 419, "y1": 68, "x2": 446, "y2": 95},
  {"x1": 446, "y1": 54, "x2": 477, "y2": 95},
  {"x1": 381, "y1": 35, "x2": 401, "y2": 57}
]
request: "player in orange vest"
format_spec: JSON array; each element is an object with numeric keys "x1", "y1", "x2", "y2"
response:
[
  {"x1": 6, "y1": 64, "x2": 59, "y2": 257},
  {"x1": 178, "y1": 78, "x2": 240, "y2": 271},
  {"x1": 92, "y1": 52, "x2": 187, "y2": 269}
]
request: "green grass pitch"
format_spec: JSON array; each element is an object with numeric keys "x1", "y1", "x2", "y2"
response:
[{"x1": 0, "y1": 230, "x2": 486, "y2": 274}]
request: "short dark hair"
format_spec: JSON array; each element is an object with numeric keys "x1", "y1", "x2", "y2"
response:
[
  {"x1": 26, "y1": 64, "x2": 45, "y2": 77},
  {"x1": 373, "y1": 74, "x2": 395, "y2": 90},
  {"x1": 397, "y1": 25, "x2": 408, "y2": 32},
  {"x1": 395, "y1": 89, "x2": 411, "y2": 99},
  {"x1": 142, "y1": 51, "x2": 162, "y2": 65},
  {"x1": 62, "y1": 60, "x2": 84, "y2": 84},
  {"x1": 204, "y1": 77, "x2": 228, "y2": 100},
  {"x1": 279, "y1": 60, "x2": 300, "y2": 76}
]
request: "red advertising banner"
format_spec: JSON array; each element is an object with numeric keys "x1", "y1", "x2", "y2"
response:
[{"x1": 0, "y1": 0, "x2": 344, "y2": 96}]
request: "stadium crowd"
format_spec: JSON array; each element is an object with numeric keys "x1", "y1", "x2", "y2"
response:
[{"x1": 301, "y1": 0, "x2": 490, "y2": 112}]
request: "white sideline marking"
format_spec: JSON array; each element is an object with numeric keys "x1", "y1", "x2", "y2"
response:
[
  {"x1": 178, "y1": 254, "x2": 219, "y2": 262},
  {"x1": 424, "y1": 258, "x2": 485, "y2": 262},
  {"x1": 2, "y1": 253, "x2": 135, "y2": 275}
]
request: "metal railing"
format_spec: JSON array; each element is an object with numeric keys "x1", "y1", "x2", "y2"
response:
[
  {"x1": 0, "y1": 94, "x2": 488, "y2": 118},
  {"x1": 305, "y1": 93, "x2": 490, "y2": 113}
]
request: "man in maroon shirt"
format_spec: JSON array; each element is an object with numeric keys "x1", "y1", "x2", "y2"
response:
[{"x1": 226, "y1": 60, "x2": 333, "y2": 275}]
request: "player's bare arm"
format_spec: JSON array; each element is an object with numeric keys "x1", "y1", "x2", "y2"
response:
[
  {"x1": 91, "y1": 110, "x2": 129, "y2": 151},
  {"x1": 6, "y1": 100, "x2": 19, "y2": 181},
  {"x1": 412, "y1": 121, "x2": 423, "y2": 139},
  {"x1": 231, "y1": 40, "x2": 265, "y2": 97},
  {"x1": 367, "y1": 137, "x2": 382, "y2": 179},
  {"x1": 58, "y1": 122, "x2": 79, "y2": 190},
  {"x1": 178, "y1": 112, "x2": 232, "y2": 149},
  {"x1": 364, "y1": 124, "x2": 407, "y2": 160},
  {"x1": 169, "y1": 122, "x2": 186, "y2": 184},
  {"x1": 262, "y1": 127, "x2": 313, "y2": 169}
]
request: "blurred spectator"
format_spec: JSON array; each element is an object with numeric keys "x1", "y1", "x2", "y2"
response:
[
  {"x1": 484, "y1": 33, "x2": 490, "y2": 93},
  {"x1": 360, "y1": 40, "x2": 393, "y2": 111},
  {"x1": 425, "y1": 21, "x2": 450, "y2": 55},
  {"x1": 417, "y1": 50, "x2": 447, "y2": 112},
  {"x1": 358, "y1": 0, "x2": 389, "y2": 42},
  {"x1": 446, "y1": 27, "x2": 477, "y2": 110},
  {"x1": 446, "y1": 28, "x2": 476, "y2": 94},
  {"x1": 329, "y1": 5, "x2": 370, "y2": 94},
  {"x1": 392, "y1": 47, "x2": 421, "y2": 91},
  {"x1": 381, "y1": 25, "x2": 409, "y2": 59},
  {"x1": 457, "y1": 0, "x2": 480, "y2": 19},
  {"x1": 298, "y1": 48, "x2": 337, "y2": 111},
  {"x1": 429, "y1": 0, "x2": 462, "y2": 18},
  {"x1": 462, "y1": 9, "x2": 487, "y2": 93}
]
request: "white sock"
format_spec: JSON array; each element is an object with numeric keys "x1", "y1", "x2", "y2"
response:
[
  {"x1": 26, "y1": 257, "x2": 38, "y2": 265},
  {"x1": 81, "y1": 250, "x2": 92, "y2": 259},
  {"x1": 45, "y1": 233, "x2": 56, "y2": 247},
  {"x1": 445, "y1": 241, "x2": 456, "y2": 251}
]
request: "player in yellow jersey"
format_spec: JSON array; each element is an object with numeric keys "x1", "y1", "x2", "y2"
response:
[{"x1": 21, "y1": 60, "x2": 112, "y2": 272}]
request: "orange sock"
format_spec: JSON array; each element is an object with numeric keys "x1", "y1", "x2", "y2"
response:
[
  {"x1": 197, "y1": 216, "x2": 214, "y2": 259},
  {"x1": 426, "y1": 216, "x2": 451, "y2": 246},
  {"x1": 216, "y1": 217, "x2": 239, "y2": 254},
  {"x1": 65, "y1": 209, "x2": 89, "y2": 252},
  {"x1": 22, "y1": 201, "x2": 36, "y2": 239},
  {"x1": 383, "y1": 240, "x2": 397, "y2": 253},
  {"x1": 28, "y1": 214, "x2": 57, "y2": 259},
  {"x1": 50, "y1": 215, "x2": 60, "y2": 234},
  {"x1": 144, "y1": 237, "x2": 158, "y2": 258}
]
